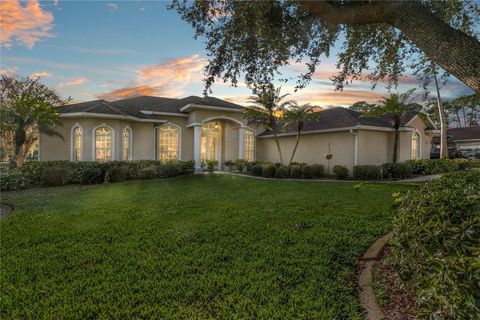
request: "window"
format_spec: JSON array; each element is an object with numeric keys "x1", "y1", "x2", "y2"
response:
[
  {"x1": 411, "y1": 132, "x2": 420, "y2": 160},
  {"x1": 244, "y1": 129, "x2": 255, "y2": 161},
  {"x1": 95, "y1": 127, "x2": 113, "y2": 161},
  {"x1": 122, "y1": 127, "x2": 131, "y2": 160},
  {"x1": 72, "y1": 125, "x2": 82, "y2": 161},
  {"x1": 157, "y1": 125, "x2": 180, "y2": 160}
]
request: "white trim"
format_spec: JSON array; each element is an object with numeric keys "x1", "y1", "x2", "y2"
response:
[
  {"x1": 180, "y1": 103, "x2": 244, "y2": 113},
  {"x1": 92, "y1": 124, "x2": 115, "y2": 161},
  {"x1": 349, "y1": 129, "x2": 358, "y2": 166},
  {"x1": 186, "y1": 122, "x2": 203, "y2": 128},
  {"x1": 141, "y1": 110, "x2": 189, "y2": 118},
  {"x1": 201, "y1": 115, "x2": 243, "y2": 126},
  {"x1": 257, "y1": 125, "x2": 415, "y2": 139},
  {"x1": 411, "y1": 129, "x2": 422, "y2": 160},
  {"x1": 70, "y1": 123, "x2": 83, "y2": 161},
  {"x1": 193, "y1": 124, "x2": 202, "y2": 173},
  {"x1": 60, "y1": 112, "x2": 168, "y2": 123},
  {"x1": 155, "y1": 123, "x2": 182, "y2": 160},
  {"x1": 122, "y1": 125, "x2": 133, "y2": 161}
]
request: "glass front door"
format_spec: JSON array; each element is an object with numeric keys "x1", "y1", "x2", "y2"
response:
[{"x1": 200, "y1": 122, "x2": 221, "y2": 162}]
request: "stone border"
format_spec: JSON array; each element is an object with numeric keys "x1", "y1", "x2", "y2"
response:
[
  {"x1": 0, "y1": 203, "x2": 13, "y2": 220},
  {"x1": 358, "y1": 232, "x2": 393, "y2": 320}
]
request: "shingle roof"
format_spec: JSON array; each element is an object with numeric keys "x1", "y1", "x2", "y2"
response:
[
  {"x1": 258, "y1": 107, "x2": 422, "y2": 136},
  {"x1": 57, "y1": 95, "x2": 244, "y2": 119},
  {"x1": 446, "y1": 126, "x2": 480, "y2": 141}
]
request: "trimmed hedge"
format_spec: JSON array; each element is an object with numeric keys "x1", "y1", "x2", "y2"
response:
[
  {"x1": 407, "y1": 159, "x2": 468, "y2": 175},
  {"x1": 262, "y1": 164, "x2": 276, "y2": 178},
  {"x1": 392, "y1": 171, "x2": 480, "y2": 319},
  {"x1": 303, "y1": 164, "x2": 324, "y2": 179},
  {"x1": 274, "y1": 166, "x2": 289, "y2": 179},
  {"x1": 1, "y1": 160, "x2": 195, "y2": 191},
  {"x1": 289, "y1": 165, "x2": 303, "y2": 179},
  {"x1": 333, "y1": 165, "x2": 349, "y2": 180},
  {"x1": 381, "y1": 162, "x2": 413, "y2": 180},
  {"x1": 353, "y1": 165, "x2": 381, "y2": 181}
]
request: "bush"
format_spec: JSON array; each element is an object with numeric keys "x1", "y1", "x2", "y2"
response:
[
  {"x1": 138, "y1": 165, "x2": 158, "y2": 179},
  {"x1": 77, "y1": 163, "x2": 105, "y2": 184},
  {"x1": 381, "y1": 162, "x2": 413, "y2": 180},
  {"x1": 333, "y1": 165, "x2": 349, "y2": 180},
  {"x1": 41, "y1": 165, "x2": 72, "y2": 186},
  {"x1": 303, "y1": 164, "x2": 324, "y2": 179},
  {"x1": 206, "y1": 160, "x2": 219, "y2": 172},
  {"x1": 407, "y1": 159, "x2": 468, "y2": 175},
  {"x1": 391, "y1": 171, "x2": 480, "y2": 319},
  {"x1": 105, "y1": 163, "x2": 128, "y2": 183},
  {"x1": 262, "y1": 164, "x2": 276, "y2": 178},
  {"x1": 274, "y1": 166, "x2": 289, "y2": 179},
  {"x1": 0, "y1": 170, "x2": 29, "y2": 191},
  {"x1": 234, "y1": 159, "x2": 246, "y2": 173},
  {"x1": 289, "y1": 165, "x2": 303, "y2": 179},
  {"x1": 161, "y1": 162, "x2": 180, "y2": 178},
  {"x1": 177, "y1": 160, "x2": 195, "y2": 175},
  {"x1": 353, "y1": 165, "x2": 381, "y2": 181},
  {"x1": 250, "y1": 164, "x2": 263, "y2": 176},
  {"x1": 223, "y1": 160, "x2": 234, "y2": 171}
]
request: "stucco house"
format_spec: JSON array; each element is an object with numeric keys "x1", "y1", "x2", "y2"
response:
[{"x1": 40, "y1": 95, "x2": 437, "y2": 173}]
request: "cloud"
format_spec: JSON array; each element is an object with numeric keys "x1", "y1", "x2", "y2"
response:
[
  {"x1": 97, "y1": 54, "x2": 207, "y2": 101},
  {"x1": 30, "y1": 71, "x2": 53, "y2": 79},
  {"x1": 0, "y1": 66, "x2": 19, "y2": 76},
  {"x1": 107, "y1": 3, "x2": 118, "y2": 12},
  {"x1": 59, "y1": 77, "x2": 88, "y2": 87},
  {"x1": 0, "y1": 0, "x2": 54, "y2": 49}
]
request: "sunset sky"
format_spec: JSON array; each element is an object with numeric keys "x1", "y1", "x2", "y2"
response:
[{"x1": 0, "y1": 0, "x2": 475, "y2": 107}]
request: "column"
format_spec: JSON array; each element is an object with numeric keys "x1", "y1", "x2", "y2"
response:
[
  {"x1": 193, "y1": 124, "x2": 202, "y2": 173},
  {"x1": 238, "y1": 126, "x2": 245, "y2": 160}
]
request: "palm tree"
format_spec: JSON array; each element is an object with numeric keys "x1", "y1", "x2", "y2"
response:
[
  {"x1": 284, "y1": 103, "x2": 319, "y2": 165},
  {"x1": 0, "y1": 74, "x2": 67, "y2": 167},
  {"x1": 243, "y1": 85, "x2": 293, "y2": 165},
  {"x1": 362, "y1": 89, "x2": 418, "y2": 163}
]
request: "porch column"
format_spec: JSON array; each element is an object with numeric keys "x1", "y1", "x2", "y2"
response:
[
  {"x1": 238, "y1": 126, "x2": 245, "y2": 159},
  {"x1": 193, "y1": 124, "x2": 202, "y2": 173}
]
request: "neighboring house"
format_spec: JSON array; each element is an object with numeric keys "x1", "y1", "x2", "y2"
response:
[
  {"x1": 432, "y1": 126, "x2": 480, "y2": 150},
  {"x1": 40, "y1": 95, "x2": 437, "y2": 173}
]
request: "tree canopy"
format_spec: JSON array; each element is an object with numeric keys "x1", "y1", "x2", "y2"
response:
[{"x1": 171, "y1": 0, "x2": 480, "y2": 92}]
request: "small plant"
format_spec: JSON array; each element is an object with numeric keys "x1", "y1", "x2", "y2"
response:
[
  {"x1": 250, "y1": 164, "x2": 263, "y2": 176},
  {"x1": 274, "y1": 166, "x2": 289, "y2": 179},
  {"x1": 289, "y1": 164, "x2": 303, "y2": 179},
  {"x1": 333, "y1": 165, "x2": 349, "y2": 180},
  {"x1": 234, "y1": 159, "x2": 246, "y2": 173},
  {"x1": 262, "y1": 164, "x2": 276, "y2": 178},
  {"x1": 223, "y1": 160, "x2": 234, "y2": 172},
  {"x1": 303, "y1": 164, "x2": 324, "y2": 179},
  {"x1": 206, "y1": 160, "x2": 219, "y2": 172}
]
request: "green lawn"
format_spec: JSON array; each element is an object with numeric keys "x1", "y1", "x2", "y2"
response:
[{"x1": 1, "y1": 175, "x2": 413, "y2": 319}]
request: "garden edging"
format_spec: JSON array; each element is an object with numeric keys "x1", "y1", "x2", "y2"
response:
[{"x1": 358, "y1": 232, "x2": 393, "y2": 320}]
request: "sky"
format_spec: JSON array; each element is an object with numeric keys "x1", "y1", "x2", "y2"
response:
[{"x1": 0, "y1": 0, "x2": 475, "y2": 107}]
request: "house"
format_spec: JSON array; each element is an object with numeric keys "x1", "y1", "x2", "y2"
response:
[
  {"x1": 40, "y1": 95, "x2": 437, "y2": 173},
  {"x1": 432, "y1": 126, "x2": 480, "y2": 152}
]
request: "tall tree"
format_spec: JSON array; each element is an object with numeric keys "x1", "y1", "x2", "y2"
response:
[
  {"x1": 172, "y1": 0, "x2": 480, "y2": 92},
  {"x1": 431, "y1": 63, "x2": 449, "y2": 159},
  {"x1": 0, "y1": 75, "x2": 69, "y2": 167},
  {"x1": 243, "y1": 85, "x2": 293, "y2": 165},
  {"x1": 359, "y1": 89, "x2": 419, "y2": 163},
  {"x1": 283, "y1": 103, "x2": 319, "y2": 165}
]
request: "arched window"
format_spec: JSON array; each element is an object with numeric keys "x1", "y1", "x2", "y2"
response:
[
  {"x1": 157, "y1": 125, "x2": 180, "y2": 160},
  {"x1": 71, "y1": 125, "x2": 83, "y2": 161},
  {"x1": 244, "y1": 129, "x2": 255, "y2": 161},
  {"x1": 122, "y1": 127, "x2": 132, "y2": 160},
  {"x1": 411, "y1": 132, "x2": 420, "y2": 160},
  {"x1": 94, "y1": 126, "x2": 113, "y2": 161}
]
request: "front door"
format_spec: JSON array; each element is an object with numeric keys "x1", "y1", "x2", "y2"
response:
[{"x1": 200, "y1": 122, "x2": 221, "y2": 162}]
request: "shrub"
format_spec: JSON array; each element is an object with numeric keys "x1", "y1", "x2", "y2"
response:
[
  {"x1": 381, "y1": 162, "x2": 413, "y2": 180},
  {"x1": 178, "y1": 160, "x2": 195, "y2": 175},
  {"x1": 250, "y1": 164, "x2": 263, "y2": 176},
  {"x1": 303, "y1": 164, "x2": 324, "y2": 179},
  {"x1": 289, "y1": 165, "x2": 303, "y2": 179},
  {"x1": 138, "y1": 165, "x2": 158, "y2": 179},
  {"x1": 41, "y1": 165, "x2": 72, "y2": 186},
  {"x1": 0, "y1": 170, "x2": 29, "y2": 191},
  {"x1": 206, "y1": 160, "x2": 219, "y2": 172},
  {"x1": 161, "y1": 162, "x2": 180, "y2": 178},
  {"x1": 391, "y1": 171, "x2": 480, "y2": 319},
  {"x1": 353, "y1": 165, "x2": 381, "y2": 181},
  {"x1": 407, "y1": 159, "x2": 468, "y2": 175},
  {"x1": 274, "y1": 166, "x2": 289, "y2": 179},
  {"x1": 223, "y1": 160, "x2": 234, "y2": 171},
  {"x1": 234, "y1": 159, "x2": 246, "y2": 173},
  {"x1": 262, "y1": 164, "x2": 276, "y2": 178},
  {"x1": 76, "y1": 163, "x2": 105, "y2": 184},
  {"x1": 333, "y1": 165, "x2": 349, "y2": 180},
  {"x1": 105, "y1": 163, "x2": 128, "y2": 183}
]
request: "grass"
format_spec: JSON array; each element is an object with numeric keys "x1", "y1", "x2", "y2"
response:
[{"x1": 1, "y1": 175, "x2": 414, "y2": 319}]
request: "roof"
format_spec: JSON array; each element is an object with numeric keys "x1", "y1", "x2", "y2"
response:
[
  {"x1": 445, "y1": 126, "x2": 480, "y2": 141},
  {"x1": 258, "y1": 107, "x2": 422, "y2": 136},
  {"x1": 57, "y1": 95, "x2": 244, "y2": 120}
]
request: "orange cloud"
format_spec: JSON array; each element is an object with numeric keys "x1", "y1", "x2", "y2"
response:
[
  {"x1": 140, "y1": 54, "x2": 206, "y2": 83},
  {"x1": 30, "y1": 71, "x2": 53, "y2": 79},
  {"x1": 290, "y1": 88, "x2": 384, "y2": 106},
  {"x1": 0, "y1": 0, "x2": 54, "y2": 49},
  {"x1": 96, "y1": 85, "x2": 165, "y2": 101},
  {"x1": 0, "y1": 66, "x2": 18, "y2": 76},
  {"x1": 59, "y1": 77, "x2": 88, "y2": 87}
]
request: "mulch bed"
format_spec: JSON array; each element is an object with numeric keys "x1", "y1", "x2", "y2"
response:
[{"x1": 373, "y1": 246, "x2": 421, "y2": 320}]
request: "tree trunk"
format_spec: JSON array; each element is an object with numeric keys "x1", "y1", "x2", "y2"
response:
[
  {"x1": 432, "y1": 64, "x2": 448, "y2": 159},
  {"x1": 15, "y1": 144, "x2": 30, "y2": 167},
  {"x1": 393, "y1": 127, "x2": 399, "y2": 163},
  {"x1": 288, "y1": 130, "x2": 301, "y2": 165},
  {"x1": 273, "y1": 130, "x2": 284, "y2": 165},
  {"x1": 299, "y1": 1, "x2": 480, "y2": 92}
]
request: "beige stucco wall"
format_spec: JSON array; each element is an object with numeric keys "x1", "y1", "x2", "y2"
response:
[
  {"x1": 356, "y1": 129, "x2": 392, "y2": 165},
  {"x1": 257, "y1": 130, "x2": 356, "y2": 172}
]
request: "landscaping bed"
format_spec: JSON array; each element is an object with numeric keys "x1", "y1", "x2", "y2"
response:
[{"x1": 1, "y1": 175, "x2": 412, "y2": 319}]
